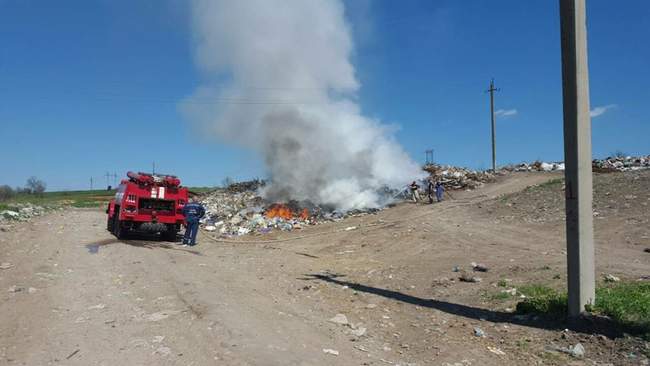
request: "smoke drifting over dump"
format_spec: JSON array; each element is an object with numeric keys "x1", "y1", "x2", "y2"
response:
[{"x1": 184, "y1": 0, "x2": 423, "y2": 210}]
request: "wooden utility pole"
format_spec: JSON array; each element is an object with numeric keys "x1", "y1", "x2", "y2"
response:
[
  {"x1": 559, "y1": 0, "x2": 595, "y2": 318},
  {"x1": 486, "y1": 79, "x2": 499, "y2": 172},
  {"x1": 90, "y1": 177, "x2": 93, "y2": 191}
]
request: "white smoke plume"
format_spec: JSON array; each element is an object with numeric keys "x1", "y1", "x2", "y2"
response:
[{"x1": 183, "y1": 0, "x2": 424, "y2": 210}]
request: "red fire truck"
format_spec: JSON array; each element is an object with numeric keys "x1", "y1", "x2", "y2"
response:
[{"x1": 106, "y1": 171, "x2": 189, "y2": 240}]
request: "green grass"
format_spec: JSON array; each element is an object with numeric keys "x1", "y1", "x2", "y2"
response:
[
  {"x1": 516, "y1": 339, "x2": 531, "y2": 351},
  {"x1": 498, "y1": 279, "x2": 508, "y2": 287},
  {"x1": 539, "y1": 178, "x2": 564, "y2": 188},
  {"x1": 595, "y1": 282, "x2": 650, "y2": 334},
  {"x1": 1, "y1": 186, "x2": 218, "y2": 210},
  {"x1": 0, "y1": 203, "x2": 12, "y2": 211},
  {"x1": 4, "y1": 190, "x2": 115, "y2": 207},
  {"x1": 522, "y1": 178, "x2": 564, "y2": 193},
  {"x1": 490, "y1": 291, "x2": 512, "y2": 301},
  {"x1": 516, "y1": 284, "x2": 568, "y2": 317},
  {"x1": 516, "y1": 282, "x2": 650, "y2": 338}
]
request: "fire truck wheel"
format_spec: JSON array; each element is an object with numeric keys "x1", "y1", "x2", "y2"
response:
[
  {"x1": 106, "y1": 214, "x2": 114, "y2": 231},
  {"x1": 162, "y1": 225, "x2": 178, "y2": 242},
  {"x1": 112, "y1": 216, "x2": 127, "y2": 240}
]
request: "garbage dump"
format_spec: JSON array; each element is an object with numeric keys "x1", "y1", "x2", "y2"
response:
[
  {"x1": 423, "y1": 164, "x2": 496, "y2": 190},
  {"x1": 504, "y1": 155, "x2": 649, "y2": 173},
  {"x1": 592, "y1": 155, "x2": 650, "y2": 173},
  {"x1": 507, "y1": 161, "x2": 566, "y2": 172},
  {"x1": 199, "y1": 155, "x2": 650, "y2": 237},
  {"x1": 198, "y1": 182, "x2": 382, "y2": 237}
]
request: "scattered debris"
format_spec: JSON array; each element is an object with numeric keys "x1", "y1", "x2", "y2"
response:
[
  {"x1": 510, "y1": 161, "x2": 565, "y2": 172},
  {"x1": 322, "y1": 348, "x2": 339, "y2": 356},
  {"x1": 351, "y1": 326, "x2": 367, "y2": 337},
  {"x1": 604, "y1": 274, "x2": 621, "y2": 283},
  {"x1": 550, "y1": 343, "x2": 586, "y2": 358},
  {"x1": 66, "y1": 349, "x2": 80, "y2": 360},
  {"x1": 644, "y1": 248, "x2": 650, "y2": 253},
  {"x1": 459, "y1": 272, "x2": 482, "y2": 283},
  {"x1": 487, "y1": 346, "x2": 506, "y2": 356},
  {"x1": 474, "y1": 327, "x2": 485, "y2": 337},
  {"x1": 329, "y1": 313, "x2": 349, "y2": 326},
  {"x1": 146, "y1": 310, "x2": 181, "y2": 322},
  {"x1": 0, "y1": 203, "x2": 46, "y2": 224},
  {"x1": 8, "y1": 285, "x2": 24, "y2": 293},
  {"x1": 424, "y1": 164, "x2": 495, "y2": 190},
  {"x1": 592, "y1": 155, "x2": 650, "y2": 173},
  {"x1": 153, "y1": 346, "x2": 172, "y2": 357},
  {"x1": 569, "y1": 343, "x2": 585, "y2": 358},
  {"x1": 471, "y1": 262, "x2": 489, "y2": 272}
]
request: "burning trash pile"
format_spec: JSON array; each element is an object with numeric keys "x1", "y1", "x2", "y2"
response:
[
  {"x1": 198, "y1": 181, "x2": 380, "y2": 237},
  {"x1": 423, "y1": 164, "x2": 496, "y2": 190},
  {"x1": 592, "y1": 155, "x2": 650, "y2": 173}
]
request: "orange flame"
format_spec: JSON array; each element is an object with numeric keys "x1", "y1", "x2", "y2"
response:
[
  {"x1": 265, "y1": 203, "x2": 294, "y2": 220},
  {"x1": 264, "y1": 204, "x2": 310, "y2": 221}
]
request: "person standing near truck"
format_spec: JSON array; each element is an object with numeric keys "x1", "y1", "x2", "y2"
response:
[{"x1": 181, "y1": 197, "x2": 205, "y2": 246}]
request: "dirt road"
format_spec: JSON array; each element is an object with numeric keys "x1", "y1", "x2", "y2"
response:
[{"x1": 1, "y1": 172, "x2": 648, "y2": 365}]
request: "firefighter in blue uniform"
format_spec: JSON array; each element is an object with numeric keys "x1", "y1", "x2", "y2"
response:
[
  {"x1": 181, "y1": 197, "x2": 205, "y2": 246},
  {"x1": 435, "y1": 181, "x2": 445, "y2": 202}
]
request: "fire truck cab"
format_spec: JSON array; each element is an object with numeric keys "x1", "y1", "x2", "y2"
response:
[{"x1": 106, "y1": 171, "x2": 189, "y2": 240}]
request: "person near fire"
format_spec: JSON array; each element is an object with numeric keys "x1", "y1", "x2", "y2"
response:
[
  {"x1": 427, "y1": 178, "x2": 435, "y2": 204},
  {"x1": 181, "y1": 196, "x2": 205, "y2": 246},
  {"x1": 435, "y1": 181, "x2": 445, "y2": 202},
  {"x1": 409, "y1": 180, "x2": 421, "y2": 203}
]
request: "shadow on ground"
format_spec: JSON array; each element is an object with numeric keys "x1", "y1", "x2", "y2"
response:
[
  {"x1": 84, "y1": 233, "x2": 203, "y2": 256},
  {"x1": 302, "y1": 273, "x2": 632, "y2": 339}
]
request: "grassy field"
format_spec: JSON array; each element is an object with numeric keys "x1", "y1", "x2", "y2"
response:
[
  {"x1": 1, "y1": 186, "x2": 216, "y2": 210},
  {"x1": 516, "y1": 282, "x2": 650, "y2": 339}
]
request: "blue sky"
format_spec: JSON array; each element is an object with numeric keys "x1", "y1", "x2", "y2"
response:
[{"x1": 1, "y1": 0, "x2": 648, "y2": 191}]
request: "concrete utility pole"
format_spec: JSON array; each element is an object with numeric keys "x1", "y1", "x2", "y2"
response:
[
  {"x1": 559, "y1": 0, "x2": 595, "y2": 318},
  {"x1": 486, "y1": 79, "x2": 499, "y2": 172}
]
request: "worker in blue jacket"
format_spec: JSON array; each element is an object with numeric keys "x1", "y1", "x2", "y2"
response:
[
  {"x1": 181, "y1": 197, "x2": 205, "y2": 246},
  {"x1": 435, "y1": 181, "x2": 445, "y2": 202}
]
